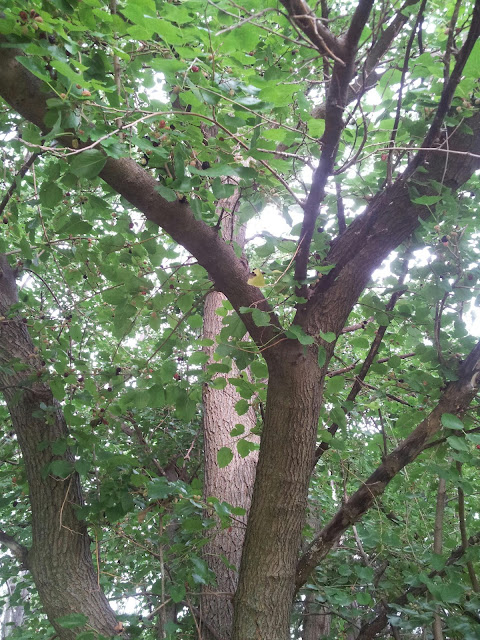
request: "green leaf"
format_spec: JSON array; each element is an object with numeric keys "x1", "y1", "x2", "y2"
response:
[
  {"x1": 49, "y1": 460, "x2": 75, "y2": 478},
  {"x1": 188, "y1": 351, "x2": 208, "y2": 366},
  {"x1": 190, "y1": 164, "x2": 239, "y2": 178},
  {"x1": 230, "y1": 423, "x2": 245, "y2": 437},
  {"x1": 441, "y1": 413, "x2": 464, "y2": 430},
  {"x1": 70, "y1": 150, "x2": 107, "y2": 179},
  {"x1": 51, "y1": 439, "x2": 68, "y2": 455},
  {"x1": 250, "y1": 360, "x2": 268, "y2": 378},
  {"x1": 50, "y1": 378, "x2": 66, "y2": 401},
  {"x1": 235, "y1": 399, "x2": 250, "y2": 415},
  {"x1": 465, "y1": 432, "x2": 480, "y2": 444},
  {"x1": 55, "y1": 613, "x2": 89, "y2": 629},
  {"x1": 411, "y1": 194, "x2": 442, "y2": 205},
  {"x1": 307, "y1": 118, "x2": 325, "y2": 137},
  {"x1": 155, "y1": 184, "x2": 177, "y2": 201},
  {"x1": 252, "y1": 308, "x2": 271, "y2": 327},
  {"x1": 39, "y1": 183, "x2": 63, "y2": 209},
  {"x1": 148, "y1": 478, "x2": 174, "y2": 499},
  {"x1": 447, "y1": 435, "x2": 469, "y2": 452},
  {"x1": 168, "y1": 583, "x2": 186, "y2": 604},
  {"x1": 237, "y1": 439, "x2": 258, "y2": 457},
  {"x1": 217, "y1": 446, "x2": 234, "y2": 468},
  {"x1": 317, "y1": 346, "x2": 326, "y2": 367},
  {"x1": 356, "y1": 591, "x2": 373, "y2": 605},
  {"x1": 326, "y1": 375, "x2": 345, "y2": 394},
  {"x1": 286, "y1": 324, "x2": 315, "y2": 345},
  {"x1": 318, "y1": 331, "x2": 336, "y2": 343}
]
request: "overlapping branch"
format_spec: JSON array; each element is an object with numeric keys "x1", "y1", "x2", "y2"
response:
[
  {"x1": 278, "y1": 0, "x2": 342, "y2": 62},
  {"x1": 295, "y1": 341, "x2": 480, "y2": 591},
  {"x1": 291, "y1": 0, "x2": 374, "y2": 291},
  {"x1": 0, "y1": 38, "x2": 281, "y2": 354},
  {"x1": 355, "y1": 529, "x2": 480, "y2": 640},
  {"x1": 298, "y1": 104, "x2": 480, "y2": 338},
  {"x1": 0, "y1": 529, "x2": 29, "y2": 568}
]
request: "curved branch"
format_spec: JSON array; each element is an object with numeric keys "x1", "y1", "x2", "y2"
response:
[
  {"x1": 295, "y1": 341, "x2": 480, "y2": 592},
  {"x1": 0, "y1": 37, "x2": 282, "y2": 354},
  {"x1": 0, "y1": 529, "x2": 30, "y2": 569},
  {"x1": 0, "y1": 151, "x2": 40, "y2": 217},
  {"x1": 298, "y1": 106, "x2": 480, "y2": 339},
  {"x1": 312, "y1": 0, "x2": 421, "y2": 119},
  {"x1": 278, "y1": 0, "x2": 342, "y2": 61}
]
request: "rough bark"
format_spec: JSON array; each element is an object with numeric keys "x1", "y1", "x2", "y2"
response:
[
  {"x1": 201, "y1": 200, "x2": 258, "y2": 640},
  {"x1": 302, "y1": 595, "x2": 331, "y2": 640},
  {"x1": 0, "y1": 255, "x2": 120, "y2": 639},
  {"x1": 232, "y1": 343, "x2": 323, "y2": 639},
  {"x1": 202, "y1": 289, "x2": 258, "y2": 639}
]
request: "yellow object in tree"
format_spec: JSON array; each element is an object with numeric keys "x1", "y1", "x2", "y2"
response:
[{"x1": 247, "y1": 268, "x2": 266, "y2": 287}]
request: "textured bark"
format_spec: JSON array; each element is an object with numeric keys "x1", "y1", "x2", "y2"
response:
[
  {"x1": 0, "y1": 256, "x2": 119, "y2": 639},
  {"x1": 232, "y1": 344, "x2": 323, "y2": 640},
  {"x1": 302, "y1": 594, "x2": 331, "y2": 640},
  {"x1": 201, "y1": 200, "x2": 258, "y2": 640},
  {"x1": 202, "y1": 290, "x2": 258, "y2": 639}
]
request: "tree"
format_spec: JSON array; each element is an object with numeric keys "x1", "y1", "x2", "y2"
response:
[{"x1": 0, "y1": 0, "x2": 480, "y2": 639}]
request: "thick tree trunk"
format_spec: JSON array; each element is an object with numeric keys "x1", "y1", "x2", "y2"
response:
[
  {"x1": 232, "y1": 344, "x2": 323, "y2": 640},
  {"x1": 201, "y1": 198, "x2": 258, "y2": 639},
  {"x1": 0, "y1": 256, "x2": 119, "y2": 640},
  {"x1": 201, "y1": 289, "x2": 258, "y2": 639}
]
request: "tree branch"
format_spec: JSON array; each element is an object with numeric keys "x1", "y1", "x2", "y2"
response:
[
  {"x1": 0, "y1": 151, "x2": 40, "y2": 217},
  {"x1": 312, "y1": 0, "x2": 420, "y2": 119},
  {"x1": 278, "y1": 0, "x2": 342, "y2": 62},
  {"x1": 355, "y1": 529, "x2": 480, "y2": 640},
  {"x1": 297, "y1": 105, "x2": 480, "y2": 339},
  {"x1": 293, "y1": 0, "x2": 374, "y2": 292},
  {"x1": 0, "y1": 529, "x2": 30, "y2": 569},
  {"x1": 0, "y1": 37, "x2": 282, "y2": 354},
  {"x1": 315, "y1": 253, "x2": 410, "y2": 460},
  {"x1": 296, "y1": 340, "x2": 480, "y2": 591},
  {"x1": 456, "y1": 461, "x2": 480, "y2": 592},
  {"x1": 405, "y1": 0, "x2": 480, "y2": 176}
]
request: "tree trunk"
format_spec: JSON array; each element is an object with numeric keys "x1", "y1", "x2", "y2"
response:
[
  {"x1": 302, "y1": 511, "x2": 331, "y2": 640},
  {"x1": 232, "y1": 344, "x2": 323, "y2": 640},
  {"x1": 302, "y1": 594, "x2": 331, "y2": 640},
  {"x1": 201, "y1": 200, "x2": 258, "y2": 640},
  {"x1": 0, "y1": 256, "x2": 119, "y2": 640},
  {"x1": 432, "y1": 477, "x2": 446, "y2": 640},
  {"x1": 1, "y1": 577, "x2": 27, "y2": 638}
]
